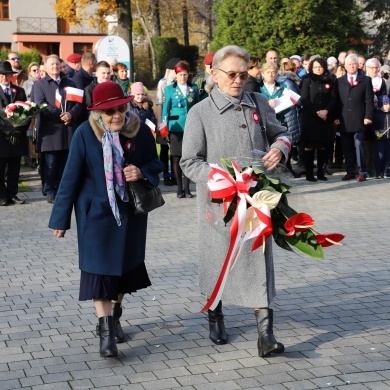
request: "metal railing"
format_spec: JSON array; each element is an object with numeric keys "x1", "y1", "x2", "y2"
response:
[{"x1": 16, "y1": 17, "x2": 99, "y2": 34}]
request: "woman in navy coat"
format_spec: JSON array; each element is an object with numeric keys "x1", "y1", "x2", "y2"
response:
[
  {"x1": 48, "y1": 82, "x2": 164, "y2": 358},
  {"x1": 162, "y1": 60, "x2": 199, "y2": 198}
]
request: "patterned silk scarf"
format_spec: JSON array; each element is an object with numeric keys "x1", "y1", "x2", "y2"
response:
[{"x1": 100, "y1": 117, "x2": 129, "y2": 226}]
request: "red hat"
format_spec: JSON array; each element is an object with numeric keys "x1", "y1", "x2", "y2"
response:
[
  {"x1": 203, "y1": 53, "x2": 214, "y2": 66},
  {"x1": 87, "y1": 81, "x2": 134, "y2": 111},
  {"x1": 67, "y1": 53, "x2": 82, "y2": 63}
]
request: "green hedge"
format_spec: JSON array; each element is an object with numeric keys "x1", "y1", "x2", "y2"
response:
[{"x1": 0, "y1": 48, "x2": 42, "y2": 70}]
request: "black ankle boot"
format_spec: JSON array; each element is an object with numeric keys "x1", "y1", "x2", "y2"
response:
[
  {"x1": 112, "y1": 303, "x2": 125, "y2": 343},
  {"x1": 98, "y1": 316, "x2": 118, "y2": 358},
  {"x1": 207, "y1": 300, "x2": 227, "y2": 345},
  {"x1": 255, "y1": 308, "x2": 284, "y2": 357}
]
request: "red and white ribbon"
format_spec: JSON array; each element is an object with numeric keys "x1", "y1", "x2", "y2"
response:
[{"x1": 201, "y1": 161, "x2": 274, "y2": 312}]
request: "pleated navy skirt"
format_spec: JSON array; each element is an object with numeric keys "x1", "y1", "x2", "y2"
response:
[{"x1": 79, "y1": 262, "x2": 151, "y2": 301}]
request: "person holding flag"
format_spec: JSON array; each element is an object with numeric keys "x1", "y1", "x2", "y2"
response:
[{"x1": 32, "y1": 54, "x2": 82, "y2": 203}]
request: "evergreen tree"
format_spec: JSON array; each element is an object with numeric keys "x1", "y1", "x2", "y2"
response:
[
  {"x1": 211, "y1": 0, "x2": 367, "y2": 58},
  {"x1": 363, "y1": 0, "x2": 390, "y2": 55}
]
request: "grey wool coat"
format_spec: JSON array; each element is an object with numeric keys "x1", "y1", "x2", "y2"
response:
[{"x1": 180, "y1": 87, "x2": 291, "y2": 308}]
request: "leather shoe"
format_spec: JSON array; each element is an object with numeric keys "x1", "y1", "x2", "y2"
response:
[
  {"x1": 0, "y1": 198, "x2": 7, "y2": 206},
  {"x1": 9, "y1": 196, "x2": 25, "y2": 205},
  {"x1": 185, "y1": 192, "x2": 194, "y2": 198},
  {"x1": 341, "y1": 174, "x2": 354, "y2": 181},
  {"x1": 356, "y1": 175, "x2": 366, "y2": 182},
  {"x1": 176, "y1": 192, "x2": 185, "y2": 199}
]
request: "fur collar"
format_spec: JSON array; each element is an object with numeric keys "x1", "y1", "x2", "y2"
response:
[
  {"x1": 88, "y1": 112, "x2": 141, "y2": 142},
  {"x1": 278, "y1": 70, "x2": 301, "y2": 85}
]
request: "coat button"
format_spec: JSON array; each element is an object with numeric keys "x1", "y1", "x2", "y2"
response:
[
  {"x1": 237, "y1": 107, "x2": 242, "y2": 111},
  {"x1": 241, "y1": 124, "x2": 247, "y2": 128}
]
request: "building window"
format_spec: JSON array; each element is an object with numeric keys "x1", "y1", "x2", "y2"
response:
[
  {"x1": 0, "y1": 0, "x2": 9, "y2": 20},
  {"x1": 74, "y1": 43, "x2": 93, "y2": 54}
]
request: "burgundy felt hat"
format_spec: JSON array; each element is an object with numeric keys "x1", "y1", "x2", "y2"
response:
[
  {"x1": 87, "y1": 81, "x2": 134, "y2": 111},
  {"x1": 67, "y1": 53, "x2": 82, "y2": 63}
]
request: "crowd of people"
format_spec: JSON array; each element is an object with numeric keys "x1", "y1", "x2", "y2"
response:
[{"x1": 1, "y1": 45, "x2": 390, "y2": 359}]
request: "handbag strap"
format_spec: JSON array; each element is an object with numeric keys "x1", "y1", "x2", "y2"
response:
[{"x1": 250, "y1": 92, "x2": 269, "y2": 151}]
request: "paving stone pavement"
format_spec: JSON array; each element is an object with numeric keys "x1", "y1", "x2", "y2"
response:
[{"x1": 1, "y1": 166, "x2": 390, "y2": 390}]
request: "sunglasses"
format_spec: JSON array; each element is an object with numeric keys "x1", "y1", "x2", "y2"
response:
[
  {"x1": 103, "y1": 104, "x2": 127, "y2": 116},
  {"x1": 216, "y1": 68, "x2": 249, "y2": 81},
  {"x1": 10, "y1": 57, "x2": 20, "y2": 61}
]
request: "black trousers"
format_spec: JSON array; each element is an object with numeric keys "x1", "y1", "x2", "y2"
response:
[{"x1": 0, "y1": 156, "x2": 21, "y2": 199}]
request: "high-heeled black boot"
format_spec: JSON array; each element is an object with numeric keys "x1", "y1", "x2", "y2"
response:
[
  {"x1": 112, "y1": 303, "x2": 125, "y2": 343},
  {"x1": 255, "y1": 308, "x2": 284, "y2": 357},
  {"x1": 207, "y1": 300, "x2": 227, "y2": 345},
  {"x1": 97, "y1": 316, "x2": 118, "y2": 358}
]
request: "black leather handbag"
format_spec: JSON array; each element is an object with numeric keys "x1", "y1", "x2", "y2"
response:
[{"x1": 127, "y1": 179, "x2": 165, "y2": 215}]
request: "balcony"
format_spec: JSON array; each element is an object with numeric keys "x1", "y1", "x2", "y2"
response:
[{"x1": 16, "y1": 17, "x2": 99, "y2": 35}]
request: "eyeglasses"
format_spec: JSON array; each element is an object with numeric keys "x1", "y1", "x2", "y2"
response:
[
  {"x1": 216, "y1": 68, "x2": 249, "y2": 81},
  {"x1": 103, "y1": 104, "x2": 127, "y2": 116},
  {"x1": 10, "y1": 57, "x2": 20, "y2": 61}
]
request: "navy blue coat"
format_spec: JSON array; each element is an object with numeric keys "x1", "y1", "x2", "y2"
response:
[
  {"x1": 32, "y1": 73, "x2": 82, "y2": 152},
  {"x1": 48, "y1": 114, "x2": 164, "y2": 276}
]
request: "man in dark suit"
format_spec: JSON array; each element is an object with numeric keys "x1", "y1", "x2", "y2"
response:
[
  {"x1": 32, "y1": 54, "x2": 82, "y2": 203},
  {"x1": 0, "y1": 61, "x2": 29, "y2": 206},
  {"x1": 72, "y1": 52, "x2": 97, "y2": 125},
  {"x1": 335, "y1": 54, "x2": 374, "y2": 181}
]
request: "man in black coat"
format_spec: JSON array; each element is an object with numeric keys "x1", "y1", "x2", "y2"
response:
[
  {"x1": 335, "y1": 54, "x2": 374, "y2": 181},
  {"x1": 72, "y1": 52, "x2": 97, "y2": 126},
  {"x1": 32, "y1": 54, "x2": 82, "y2": 203},
  {"x1": 0, "y1": 61, "x2": 30, "y2": 206}
]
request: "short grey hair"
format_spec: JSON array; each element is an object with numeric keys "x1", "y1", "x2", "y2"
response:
[
  {"x1": 207, "y1": 45, "x2": 250, "y2": 92},
  {"x1": 211, "y1": 45, "x2": 250, "y2": 70},
  {"x1": 345, "y1": 54, "x2": 359, "y2": 65},
  {"x1": 90, "y1": 110, "x2": 103, "y2": 120},
  {"x1": 44, "y1": 54, "x2": 60, "y2": 65},
  {"x1": 365, "y1": 58, "x2": 381, "y2": 68}
]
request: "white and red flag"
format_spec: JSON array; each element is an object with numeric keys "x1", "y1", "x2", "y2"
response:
[
  {"x1": 65, "y1": 87, "x2": 84, "y2": 103},
  {"x1": 55, "y1": 89, "x2": 62, "y2": 110}
]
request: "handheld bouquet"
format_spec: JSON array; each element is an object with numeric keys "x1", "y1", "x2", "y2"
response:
[
  {"x1": 0, "y1": 101, "x2": 47, "y2": 143},
  {"x1": 203, "y1": 156, "x2": 344, "y2": 311}
]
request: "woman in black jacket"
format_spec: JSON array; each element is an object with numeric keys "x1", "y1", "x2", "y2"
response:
[
  {"x1": 243, "y1": 57, "x2": 261, "y2": 92},
  {"x1": 300, "y1": 57, "x2": 338, "y2": 181}
]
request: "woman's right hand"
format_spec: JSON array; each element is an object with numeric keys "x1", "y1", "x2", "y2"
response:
[
  {"x1": 268, "y1": 99, "x2": 276, "y2": 108},
  {"x1": 52, "y1": 229, "x2": 65, "y2": 238}
]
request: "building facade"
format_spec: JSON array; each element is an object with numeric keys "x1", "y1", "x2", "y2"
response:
[{"x1": 0, "y1": 0, "x2": 104, "y2": 58}]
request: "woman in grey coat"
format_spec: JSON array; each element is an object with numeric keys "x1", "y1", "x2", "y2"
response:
[{"x1": 180, "y1": 45, "x2": 291, "y2": 357}]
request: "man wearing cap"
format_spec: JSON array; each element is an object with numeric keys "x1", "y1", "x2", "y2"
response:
[
  {"x1": 0, "y1": 61, "x2": 30, "y2": 206},
  {"x1": 192, "y1": 53, "x2": 214, "y2": 101},
  {"x1": 327, "y1": 56, "x2": 338, "y2": 73},
  {"x1": 32, "y1": 54, "x2": 82, "y2": 203},
  {"x1": 7, "y1": 52, "x2": 28, "y2": 86},
  {"x1": 65, "y1": 53, "x2": 82, "y2": 78},
  {"x1": 290, "y1": 55, "x2": 306, "y2": 78},
  {"x1": 155, "y1": 57, "x2": 180, "y2": 186}
]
